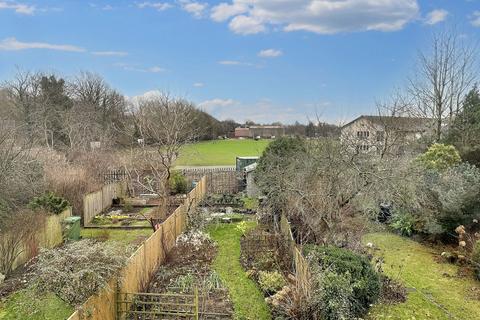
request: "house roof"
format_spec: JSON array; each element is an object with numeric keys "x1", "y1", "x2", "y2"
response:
[{"x1": 342, "y1": 115, "x2": 433, "y2": 132}]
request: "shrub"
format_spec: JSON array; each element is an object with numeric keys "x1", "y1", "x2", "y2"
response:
[
  {"x1": 417, "y1": 143, "x2": 461, "y2": 171},
  {"x1": 390, "y1": 210, "x2": 416, "y2": 236},
  {"x1": 258, "y1": 271, "x2": 286, "y2": 295},
  {"x1": 316, "y1": 271, "x2": 354, "y2": 320},
  {"x1": 169, "y1": 171, "x2": 188, "y2": 194},
  {"x1": 29, "y1": 240, "x2": 128, "y2": 306},
  {"x1": 431, "y1": 163, "x2": 480, "y2": 234},
  {"x1": 0, "y1": 211, "x2": 45, "y2": 275},
  {"x1": 304, "y1": 245, "x2": 381, "y2": 317},
  {"x1": 28, "y1": 192, "x2": 70, "y2": 215}
]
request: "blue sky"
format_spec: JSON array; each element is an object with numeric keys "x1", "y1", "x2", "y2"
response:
[{"x1": 1, "y1": 0, "x2": 479, "y2": 124}]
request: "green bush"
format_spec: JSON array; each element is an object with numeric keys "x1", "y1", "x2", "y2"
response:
[
  {"x1": 304, "y1": 245, "x2": 381, "y2": 317},
  {"x1": 28, "y1": 192, "x2": 70, "y2": 215},
  {"x1": 472, "y1": 241, "x2": 480, "y2": 281},
  {"x1": 390, "y1": 210, "x2": 416, "y2": 236},
  {"x1": 317, "y1": 271, "x2": 354, "y2": 320},
  {"x1": 417, "y1": 143, "x2": 461, "y2": 171},
  {"x1": 258, "y1": 271, "x2": 286, "y2": 295},
  {"x1": 169, "y1": 171, "x2": 188, "y2": 194}
]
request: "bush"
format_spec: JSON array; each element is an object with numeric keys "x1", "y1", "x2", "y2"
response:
[
  {"x1": 390, "y1": 210, "x2": 416, "y2": 236},
  {"x1": 431, "y1": 163, "x2": 480, "y2": 234},
  {"x1": 28, "y1": 192, "x2": 70, "y2": 215},
  {"x1": 29, "y1": 240, "x2": 128, "y2": 306},
  {"x1": 304, "y1": 245, "x2": 381, "y2": 317},
  {"x1": 417, "y1": 143, "x2": 461, "y2": 171},
  {"x1": 316, "y1": 271, "x2": 354, "y2": 320},
  {"x1": 258, "y1": 271, "x2": 286, "y2": 295},
  {"x1": 169, "y1": 171, "x2": 188, "y2": 194}
]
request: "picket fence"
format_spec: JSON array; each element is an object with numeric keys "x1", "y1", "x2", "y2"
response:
[
  {"x1": 279, "y1": 214, "x2": 311, "y2": 298},
  {"x1": 8, "y1": 208, "x2": 72, "y2": 273},
  {"x1": 83, "y1": 181, "x2": 127, "y2": 226},
  {"x1": 67, "y1": 176, "x2": 207, "y2": 320}
]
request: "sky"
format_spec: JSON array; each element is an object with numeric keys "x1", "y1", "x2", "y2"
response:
[{"x1": 1, "y1": 0, "x2": 479, "y2": 124}]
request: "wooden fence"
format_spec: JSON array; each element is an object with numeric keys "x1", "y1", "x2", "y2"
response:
[
  {"x1": 7, "y1": 208, "x2": 72, "y2": 273},
  {"x1": 83, "y1": 181, "x2": 127, "y2": 226},
  {"x1": 279, "y1": 214, "x2": 311, "y2": 298},
  {"x1": 182, "y1": 167, "x2": 242, "y2": 194},
  {"x1": 67, "y1": 176, "x2": 207, "y2": 320}
]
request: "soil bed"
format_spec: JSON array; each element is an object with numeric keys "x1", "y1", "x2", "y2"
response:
[{"x1": 146, "y1": 238, "x2": 234, "y2": 319}]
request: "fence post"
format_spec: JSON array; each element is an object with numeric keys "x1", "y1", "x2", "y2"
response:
[{"x1": 194, "y1": 286, "x2": 199, "y2": 320}]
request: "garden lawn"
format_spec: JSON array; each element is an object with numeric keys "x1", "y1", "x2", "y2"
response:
[
  {"x1": 364, "y1": 233, "x2": 480, "y2": 320},
  {"x1": 80, "y1": 228, "x2": 153, "y2": 247},
  {"x1": 175, "y1": 139, "x2": 270, "y2": 166},
  {"x1": 208, "y1": 222, "x2": 271, "y2": 320},
  {"x1": 0, "y1": 289, "x2": 73, "y2": 320}
]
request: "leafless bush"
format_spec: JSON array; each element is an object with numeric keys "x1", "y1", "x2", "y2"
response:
[
  {"x1": 0, "y1": 210, "x2": 45, "y2": 275},
  {"x1": 29, "y1": 239, "x2": 128, "y2": 306}
]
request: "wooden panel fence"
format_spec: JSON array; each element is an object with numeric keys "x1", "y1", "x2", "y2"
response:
[
  {"x1": 182, "y1": 167, "x2": 241, "y2": 194},
  {"x1": 279, "y1": 214, "x2": 311, "y2": 298},
  {"x1": 83, "y1": 181, "x2": 127, "y2": 226},
  {"x1": 5, "y1": 208, "x2": 72, "y2": 273},
  {"x1": 67, "y1": 176, "x2": 207, "y2": 320}
]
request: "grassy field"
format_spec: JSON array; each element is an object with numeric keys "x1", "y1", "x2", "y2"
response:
[
  {"x1": 364, "y1": 233, "x2": 480, "y2": 320},
  {"x1": 175, "y1": 139, "x2": 270, "y2": 166},
  {"x1": 208, "y1": 221, "x2": 271, "y2": 320}
]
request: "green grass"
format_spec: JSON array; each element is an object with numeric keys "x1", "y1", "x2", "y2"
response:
[
  {"x1": 80, "y1": 228, "x2": 153, "y2": 247},
  {"x1": 241, "y1": 197, "x2": 260, "y2": 210},
  {"x1": 208, "y1": 222, "x2": 271, "y2": 320},
  {"x1": 363, "y1": 233, "x2": 480, "y2": 320},
  {"x1": 175, "y1": 139, "x2": 270, "y2": 166},
  {"x1": 0, "y1": 289, "x2": 73, "y2": 320}
]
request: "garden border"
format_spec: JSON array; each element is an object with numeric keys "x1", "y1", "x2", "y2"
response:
[{"x1": 67, "y1": 176, "x2": 207, "y2": 320}]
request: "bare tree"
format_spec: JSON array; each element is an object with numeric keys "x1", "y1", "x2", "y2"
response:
[
  {"x1": 3, "y1": 70, "x2": 42, "y2": 142},
  {"x1": 123, "y1": 93, "x2": 198, "y2": 226},
  {"x1": 408, "y1": 28, "x2": 477, "y2": 141}
]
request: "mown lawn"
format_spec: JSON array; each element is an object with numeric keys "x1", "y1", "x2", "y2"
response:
[
  {"x1": 0, "y1": 289, "x2": 73, "y2": 320},
  {"x1": 208, "y1": 221, "x2": 271, "y2": 320},
  {"x1": 364, "y1": 233, "x2": 480, "y2": 320},
  {"x1": 175, "y1": 139, "x2": 270, "y2": 166}
]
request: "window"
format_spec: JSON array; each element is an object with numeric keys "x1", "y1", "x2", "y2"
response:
[
  {"x1": 376, "y1": 131, "x2": 384, "y2": 142},
  {"x1": 356, "y1": 144, "x2": 370, "y2": 152},
  {"x1": 356, "y1": 131, "x2": 370, "y2": 139}
]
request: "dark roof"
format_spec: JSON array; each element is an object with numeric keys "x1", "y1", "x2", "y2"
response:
[{"x1": 342, "y1": 115, "x2": 433, "y2": 132}]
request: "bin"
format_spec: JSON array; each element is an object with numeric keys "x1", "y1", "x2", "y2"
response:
[{"x1": 63, "y1": 216, "x2": 81, "y2": 241}]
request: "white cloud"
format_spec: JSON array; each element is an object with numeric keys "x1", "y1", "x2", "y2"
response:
[
  {"x1": 193, "y1": 82, "x2": 204, "y2": 87},
  {"x1": 0, "y1": 37, "x2": 85, "y2": 52},
  {"x1": 229, "y1": 15, "x2": 266, "y2": 35},
  {"x1": 137, "y1": 2, "x2": 172, "y2": 11},
  {"x1": 210, "y1": 2, "x2": 247, "y2": 22},
  {"x1": 424, "y1": 9, "x2": 448, "y2": 25},
  {"x1": 471, "y1": 11, "x2": 480, "y2": 27},
  {"x1": 198, "y1": 98, "x2": 237, "y2": 110},
  {"x1": 211, "y1": 0, "x2": 419, "y2": 35},
  {"x1": 115, "y1": 63, "x2": 166, "y2": 73},
  {"x1": 180, "y1": 0, "x2": 207, "y2": 18},
  {"x1": 258, "y1": 49, "x2": 282, "y2": 58},
  {"x1": 218, "y1": 60, "x2": 255, "y2": 67},
  {"x1": 0, "y1": 1, "x2": 35, "y2": 15},
  {"x1": 92, "y1": 51, "x2": 128, "y2": 56}
]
